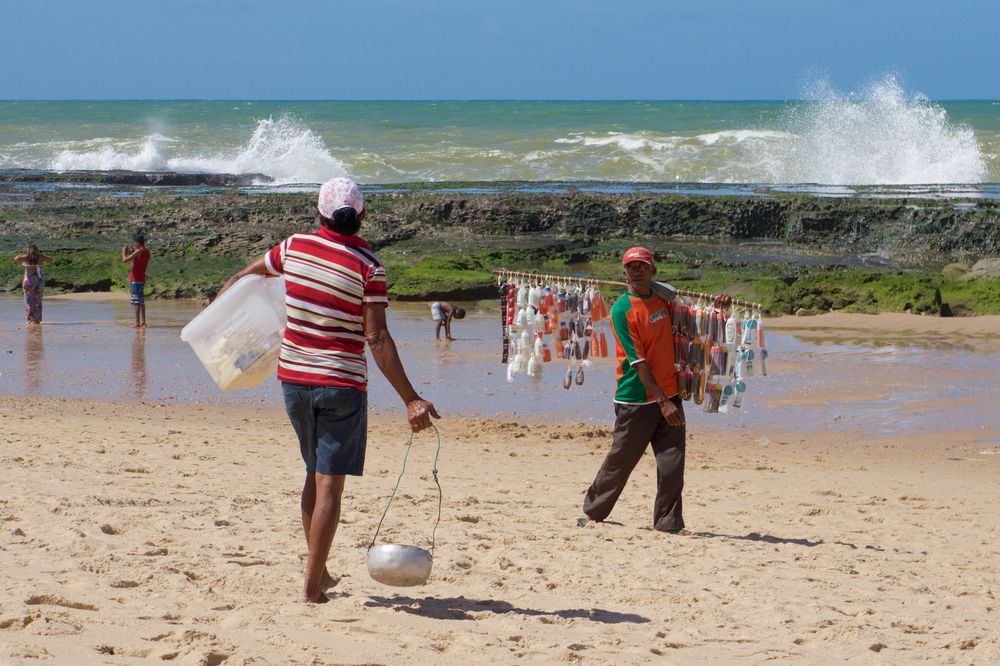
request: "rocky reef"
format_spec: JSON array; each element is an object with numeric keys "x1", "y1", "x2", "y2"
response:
[{"x1": 1, "y1": 175, "x2": 999, "y2": 315}]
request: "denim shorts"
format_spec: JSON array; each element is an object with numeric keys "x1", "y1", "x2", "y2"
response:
[
  {"x1": 130, "y1": 281, "x2": 145, "y2": 306},
  {"x1": 282, "y1": 382, "x2": 367, "y2": 476}
]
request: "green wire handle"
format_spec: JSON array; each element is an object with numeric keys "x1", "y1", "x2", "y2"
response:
[{"x1": 369, "y1": 424, "x2": 443, "y2": 553}]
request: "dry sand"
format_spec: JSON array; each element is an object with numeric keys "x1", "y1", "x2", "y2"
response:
[{"x1": 1, "y1": 393, "x2": 998, "y2": 665}]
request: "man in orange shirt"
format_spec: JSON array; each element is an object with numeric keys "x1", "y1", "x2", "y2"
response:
[{"x1": 582, "y1": 246, "x2": 728, "y2": 534}]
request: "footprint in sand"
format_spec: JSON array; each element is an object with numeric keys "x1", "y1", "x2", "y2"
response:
[
  {"x1": 110, "y1": 580, "x2": 141, "y2": 589},
  {"x1": 25, "y1": 595, "x2": 98, "y2": 611}
]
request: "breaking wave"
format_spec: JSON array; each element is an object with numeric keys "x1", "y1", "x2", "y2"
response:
[
  {"x1": 49, "y1": 116, "x2": 345, "y2": 184},
  {"x1": 757, "y1": 76, "x2": 986, "y2": 184}
]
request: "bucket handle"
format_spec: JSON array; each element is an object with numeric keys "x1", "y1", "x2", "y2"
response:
[{"x1": 369, "y1": 424, "x2": 443, "y2": 554}]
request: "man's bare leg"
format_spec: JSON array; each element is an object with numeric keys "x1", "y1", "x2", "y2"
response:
[
  {"x1": 300, "y1": 474, "x2": 339, "y2": 591},
  {"x1": 301, "y1": 472, "x2": 345, "y2": 602}
]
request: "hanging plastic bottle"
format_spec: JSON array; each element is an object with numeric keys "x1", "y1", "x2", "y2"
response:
[
  {"x1": 599, "y1": 331, "x2": 608, "y2": 357},
  {"x1": 692, "y1": 367, "x2": 704, "y2": 405},
  {"x1": 543, "y1": 313, "x2": 553, "y2": 335},
  {"x1": 533, "y1": 310, "x2": 545, "y2": 329},
  {"x1": 557, "y1": 289, "x2": 566, "y2": 313},
  {"x1": 575, "y1": 366, "x2": 585, "y2": 385},
  {"x1": 671, "y1": 300, "x2": 686, "y2": 333},
  {"x1": 563, "y1": 366, "x2": 573, "y2": 390},
  {"x1": 528, "y1": 285, "x2": 542, "y2": 309},
  {"x1": 724, "y1": 309, "x2": 738, "y2": 345},
  {"x1": 558, "y1": 320, "x2": 570, "y2": 341},
  {"x1": 533, "y1": 333, "x2": 544, "y2": 358},
  {"x1": 543, "y1": 343, "x2": 552, "y2": 363},
  {"x1": 564, "y1": 289, "x2": 576, "y2": 313},
  {"x1": 582, "y1": 288, "x2": 592, "y2": 315},
  {"x1": 674, "y1": 333, "x2": 688, "y2": 365},
  {"x1": 516, "y1": 284, "x2": 529, "y2": 307},
  {"x1": 556, "y1": 339, "x2": 564, "y2": 357},
  {"x1": 742, "y1": 315, "x2": 758, "y2": 347},
  {"x1": 543, "y1": 286, "x2": 555, "y2": 312},
  {"x1": 709, "y1": 343, "x2": 726, "y2": 376}
]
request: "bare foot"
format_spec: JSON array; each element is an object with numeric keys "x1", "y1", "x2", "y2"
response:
[
  {"x1": 140, "y1": 322, "x2": 147, "y2": 328},
  {"x1": 657, "y1": 527, "x2": 694, "y2": 536},
  {"x1": 303, "y1": 589, "x2": 329, "y2": 604},
  {"x1": 130, "y1": 323, "x2": 141, "y2": 328},
  {"x1": 321, "y1": 569, "x2": 341, "y2": 591}
]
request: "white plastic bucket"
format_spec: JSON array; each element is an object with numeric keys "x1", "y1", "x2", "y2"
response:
[{"x1": 180, "y1": 275, "x2": 286, "y2": 391}]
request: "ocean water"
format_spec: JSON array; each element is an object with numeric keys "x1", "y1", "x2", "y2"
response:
[{"x1": 1, "y1": 78, "x2": 997, "y2": 186}]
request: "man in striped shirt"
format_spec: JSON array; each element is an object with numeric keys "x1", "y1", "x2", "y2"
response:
[{"x1": 220, "y1": 177, "x2": 438, "y2": 603}]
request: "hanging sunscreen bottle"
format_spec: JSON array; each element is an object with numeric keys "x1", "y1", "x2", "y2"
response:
[{"x1": 725, "y1": 310, "x2": 737, "y2": 345}]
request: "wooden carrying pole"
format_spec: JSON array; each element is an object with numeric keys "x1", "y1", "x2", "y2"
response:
[{"x1": 491, "y1": 268, "x2": 763, "y2": 311}]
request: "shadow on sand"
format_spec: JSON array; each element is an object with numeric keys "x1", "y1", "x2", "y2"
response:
[
  {"x1": 694, "y1": 531, "x2": 825, "y2": 547},
  {"x1": 365, "y1": 595, "x2": 650, "y2": 624}
]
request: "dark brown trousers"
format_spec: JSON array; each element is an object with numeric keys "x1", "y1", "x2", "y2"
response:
[{"x1": 583, "y1": 399, "x2": 686, "y2": 531}]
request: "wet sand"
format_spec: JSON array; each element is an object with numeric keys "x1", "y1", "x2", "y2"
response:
[{"x1": 2, "y1": 297, "x2": 999, "y2": 663}]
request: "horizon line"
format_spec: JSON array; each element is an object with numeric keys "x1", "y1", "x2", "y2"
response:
[{"x1": 1, "y1": 98, "x2": 998, "y2": 103}]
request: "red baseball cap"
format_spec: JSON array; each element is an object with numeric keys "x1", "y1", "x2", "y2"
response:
[{"x1": 622, "y1": 246, "x2": 654, "y2": 266}]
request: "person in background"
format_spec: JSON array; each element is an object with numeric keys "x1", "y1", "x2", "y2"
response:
[
  {"x1": 581, "y1": 246, "x2": 730, "y2": 535},
  {"x1": 202, "y1": 288, "x2": 218, "y2": 308},
  {"x1": 431, "y1": 301, "x2": 466, "y2": 340},
  {"x1": 121, "y1": 233, "x2": 151, "y2": 328},
  {"x1": 219, "y1": 177, "x2": 439, "y2": 603},
  {"x1": 14, "y1": 243, "x2": 53, "y2": 325}
]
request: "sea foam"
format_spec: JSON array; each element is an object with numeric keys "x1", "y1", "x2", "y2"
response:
[
  {"x1": 757, "y1": 76, "x2": 986, "y2": 184},
  {"x1": 49, "y1": 116, "x2": 345, "y2": 184}
]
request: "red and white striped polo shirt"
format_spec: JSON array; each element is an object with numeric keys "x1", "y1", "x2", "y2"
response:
[{"x1": 263, "y1": 227, "x2": 388, "y2": 390}]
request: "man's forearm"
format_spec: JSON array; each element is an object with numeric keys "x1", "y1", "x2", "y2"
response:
[
  {"x1": 634, "y1": 362, "x2": 666, "y2": 400},
  {"x1": 368, "y1": 330, "x2": 420, "y2": 404}
]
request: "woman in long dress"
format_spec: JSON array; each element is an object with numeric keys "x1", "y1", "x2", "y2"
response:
[{"x1": 14, "y1": 243, "x2": 53, "y2": 325}]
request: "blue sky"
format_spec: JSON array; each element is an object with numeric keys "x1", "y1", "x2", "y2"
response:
[{"x1": 3, "y1": 0, "x2": 997, "y2": 100}]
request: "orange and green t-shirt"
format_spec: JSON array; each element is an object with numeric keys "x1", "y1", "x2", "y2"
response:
[{"x1": 610, "y1": 291, "x2": 678, "y2": 404}]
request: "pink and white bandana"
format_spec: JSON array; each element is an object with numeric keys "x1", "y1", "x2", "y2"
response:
[{"x1": 317, "y1": 177, "x2": 364, "y2": 218}]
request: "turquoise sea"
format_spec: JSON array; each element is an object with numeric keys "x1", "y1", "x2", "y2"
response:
[{"x1": 1, "y1": 79, "x2": 998, "y2": 187}]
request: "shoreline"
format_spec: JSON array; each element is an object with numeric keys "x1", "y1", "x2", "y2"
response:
[{"x1": 36, "y1": 290, "x2": 1000, "y2": 331}]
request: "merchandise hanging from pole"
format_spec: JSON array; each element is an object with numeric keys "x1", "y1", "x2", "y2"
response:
[{"x1": 493, "y1": 268, "x2": 769, "y2": 415}]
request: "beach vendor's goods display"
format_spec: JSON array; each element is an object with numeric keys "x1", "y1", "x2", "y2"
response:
[
  {"x1": 497, "y1": 271, "x2": 610, "y2": 390},
  {"x1": 495, "y1": 269, "x2": 768, "y2": 414},
  {"x1": 180, "y1": 275, "x2": 286, "y2": 391},
  {"x1": 368, "y1": 427, "x2": 444, "y2": 587}
]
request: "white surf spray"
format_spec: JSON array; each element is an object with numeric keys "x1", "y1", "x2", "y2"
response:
[
  {"x1": 51, "y1": 134, "x2": 174, "y2": 172},
  {"x1": 49, "y1": 116, "x2": 346, "y2": 184},
  {"x1": 758, "y1": 76, "x2": 986, "y2": 184}
]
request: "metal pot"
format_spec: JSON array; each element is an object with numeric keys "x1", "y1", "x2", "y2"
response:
[{"x1": 367, "y1": 544, "x2": 433, "y2": 587}]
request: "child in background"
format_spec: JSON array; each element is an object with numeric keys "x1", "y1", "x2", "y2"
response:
[
  {"x1": 431, "y1": 301, "x2": 466, "y2": 341},
  {"x1": 121, "y1": 233, "x2": 151, "y2": 328}
]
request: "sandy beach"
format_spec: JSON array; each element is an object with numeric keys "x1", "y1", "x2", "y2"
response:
[{"x1": 2, "y1": 386, "x2": 998, "y2": 664}]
